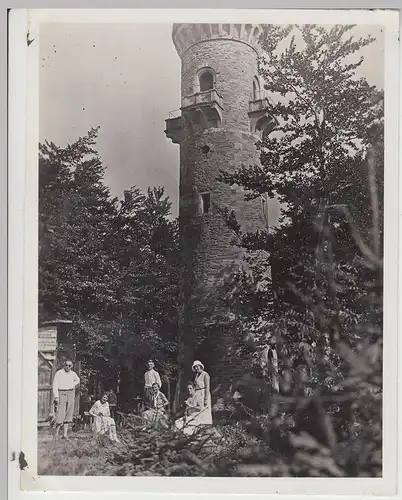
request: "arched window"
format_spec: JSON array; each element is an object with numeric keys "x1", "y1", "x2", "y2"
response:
[
  {"x1": 194, "y1": 67, "x2": 217, "y2": 94},
  {"x1": 255, "y1": 115, "x2": 278, "y2": 139},
  {"x1": 253, "y1": 76, "x2": 261, "y2": 100},
  {"x1": 199, "y1": 70, "x2": 214, "y2": 92}
]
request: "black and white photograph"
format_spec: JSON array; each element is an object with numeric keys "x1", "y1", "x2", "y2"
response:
[{"x1": 8, "y1": 7, "x2": 400, "y2": 495}]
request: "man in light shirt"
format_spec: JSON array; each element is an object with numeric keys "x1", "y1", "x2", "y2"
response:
[
  {"x1": 52, "y1": 359, "x2": 80, "y2": 440},
  {"x1": 143, "y1": 359, "x2": 161, "y2": 409}
]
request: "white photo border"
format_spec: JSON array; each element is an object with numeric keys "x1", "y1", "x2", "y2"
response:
[{"x1": 8, "y1": 7, "x2": 400, "y2": 498}]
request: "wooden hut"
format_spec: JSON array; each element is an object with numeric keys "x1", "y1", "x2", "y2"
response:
[{"x1": 38, "y1": 320, "x2": 81, "y2": 426}]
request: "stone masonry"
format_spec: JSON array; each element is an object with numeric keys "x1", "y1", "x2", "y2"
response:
[{"x1": 165, "y1": 23, "x2": 276, "y2": 404}]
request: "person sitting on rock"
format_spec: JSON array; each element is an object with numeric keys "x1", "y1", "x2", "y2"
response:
[
  {"x1": 174, "y1": 382, "x2": 203, "y2": 435},
  {"x1": 142, "y1": 383, "x2": 169, "y2": 427}
]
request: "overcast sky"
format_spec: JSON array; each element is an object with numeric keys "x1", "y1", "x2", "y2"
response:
[{"x1": 39, "y1": 23, "x2": 384, "y2": 219}]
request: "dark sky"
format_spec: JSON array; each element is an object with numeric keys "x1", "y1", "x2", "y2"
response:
[{"x1": 39, "y1": 23, "x2": 384, "y2": 221}]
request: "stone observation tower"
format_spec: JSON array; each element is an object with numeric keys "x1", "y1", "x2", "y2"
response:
[{"x1": 165, "y1": 23, "x2": 277, "y2": 399}]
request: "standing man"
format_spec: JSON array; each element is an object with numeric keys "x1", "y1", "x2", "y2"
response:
[
  {"x1": 52, "y1": 359, "x2": 80, "y2": 440},
  {"x1": 143, "y1": 359, "x2": 161, "y2": 409}
]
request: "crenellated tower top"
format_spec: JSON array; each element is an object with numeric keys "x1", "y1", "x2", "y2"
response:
[{"x1": 172, "y1": 23, "x2": 264, "y2": 58}]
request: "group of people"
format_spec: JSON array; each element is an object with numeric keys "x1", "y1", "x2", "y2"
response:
[
  {"x1": 51, "y1": 357, "x2": 213, "y2": 441},
  {"x1": 141, "y1": 359, "x2": 213, "y2": 435},
  {"x1": 51, "y1": 359, "x2": 120, "y2": 442}
]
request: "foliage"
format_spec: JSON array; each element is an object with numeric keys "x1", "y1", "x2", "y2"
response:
[
  {"x1": 39, "y1": 128, "x2": 180, "y2": 399},
  {"x1": 215, "y1": 23, "x2": 383, "y2": 366},
  {"x1": 37, "y1": 425, "x2": 225, "y2": 477},
  {"x1": 213, "y1": 24, "x2": 384, "y2": 476},
  {"x1": 219, "y1": 24, "x2": 383, "y2": 318},
  {"x1": 38, "y1": 26, "x2": 384, "y2": 479}
]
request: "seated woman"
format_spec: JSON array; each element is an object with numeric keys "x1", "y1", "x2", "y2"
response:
[
  {"x1": 142, "y1": 382, "x2": 169, "y2": 427},
  {"x1": 89, "y1": 393, "x2": 120, "y2": 442},
  {"x1": 174, "y1": 382, "x2": 203, "y2": 436}
]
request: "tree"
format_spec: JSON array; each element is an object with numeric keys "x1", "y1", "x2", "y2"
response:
[
  {"x1": 39, "y1": 127, "x2": 118, "y2": 320},
  {"x1": 211, "y1": 29, "x2": 385, "y2": 458},
  {"x1": 219, "y1": 25, "x2": 383, "y2": 337},
  {"x1": 39, "y1": 128, "x2": 180, "y2": 402}
]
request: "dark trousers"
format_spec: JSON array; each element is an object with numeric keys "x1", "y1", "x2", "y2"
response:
[
  {"x1": 143, "y1": 387, "x2": 153, "y2": 408},
  {"x1": 109, "y1": 404, "x2": 117, "y2": 419}
]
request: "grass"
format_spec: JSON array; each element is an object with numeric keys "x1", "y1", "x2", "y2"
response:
[
  {"x1": 37, "y1": 422, "x2": 225, "y2": 476},
  {"x1": 37, "y1": 428, "x2": 121, "y2": 476},
  {"x1": 38, "y1": 411, "x2": 381, "y2": 477}
]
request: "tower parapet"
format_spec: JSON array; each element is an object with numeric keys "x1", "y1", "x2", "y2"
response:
[
  {"x1": 165, "y1": 23, "x2": 277, "y2": 143},
  {"x1": 172, "y1": 23, "x2": 263, "y2": 58}
]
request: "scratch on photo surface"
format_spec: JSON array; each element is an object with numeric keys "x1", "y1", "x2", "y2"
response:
[
  {"x1": 19, "y1": 451, "x2": 37, "y2": 483},
  {"x1": 26, "y1": 30, "x2": 34, "y2": 47},
  {"x1": 26, "y1": 10, "x2": 34, "y2": 47},
  {"x1": 19, "y1": 451, "x2": 28, "y2": 470}
]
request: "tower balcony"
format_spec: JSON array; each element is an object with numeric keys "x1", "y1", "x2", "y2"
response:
[
  {"x1": 181, "y1": 89, "x2": 223, "y2": 129},
  {"x1": 248, "y1": 90, "x2": 279, "y2": 138},
  {"x1": 165, "y1": 109, "x2": 185, "y2": 144}
]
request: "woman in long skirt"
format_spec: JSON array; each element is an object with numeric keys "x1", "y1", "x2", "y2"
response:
[
  {"x1": 89, "y1": 393, "x2": 120, "y2": 442},
  {"x1": 192, "y1": 360, "x2": 213, "y2": 425},
  {"x1": 142, "y1": 382, "x2": 169, "y2": 428},
  {"x1": 175, "y1": 382, "x2": 203, "y2": 435}
]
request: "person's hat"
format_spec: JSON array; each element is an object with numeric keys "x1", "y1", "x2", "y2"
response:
[{"x1": 192, "y1": 360, "x2": 204, "y2": 371}]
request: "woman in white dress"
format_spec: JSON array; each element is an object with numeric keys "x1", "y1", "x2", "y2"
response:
[
  {"x1": 175, "y1": 382, "x2": 203, "y2": 435},
  {"x1": 89, "y1": 393, "x2": 120, "y2": 442},
  {"x1": 192, "y1": 360, "x2": 213, "y2": 425}
]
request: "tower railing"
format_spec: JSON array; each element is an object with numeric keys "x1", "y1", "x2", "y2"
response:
[
  {"x1": 181, "y1": 88, "x2": 223, "y2": 110},
  {"x1": 252, "y1": 89, "x2": 278, "y2": 103},
  {"x1": 251, "y1": 89, "x2": 266, "y2": 102},
  {"x1": 249, "y1": 90, "x2": 276, "y2": 114},
  {"x1": 168, "y1": 109, "x2": 182, "y2": 119}
]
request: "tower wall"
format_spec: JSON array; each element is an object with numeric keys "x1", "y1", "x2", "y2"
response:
[
  {"x1": 166, "y1": 23, "x2": 271, "y2": 403},
  {"x1": 180, "y1": 128, "x2": 264, "y2": 295},
  {"x1": 179, "y1": 35, "x2": 265, "y2": 289},
  {"x1": 179, "y1": 128, "x2": 265, "y2": 392},
  {"x1": 181, "y1": 39, "x2": 258, "y2": 132}
]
